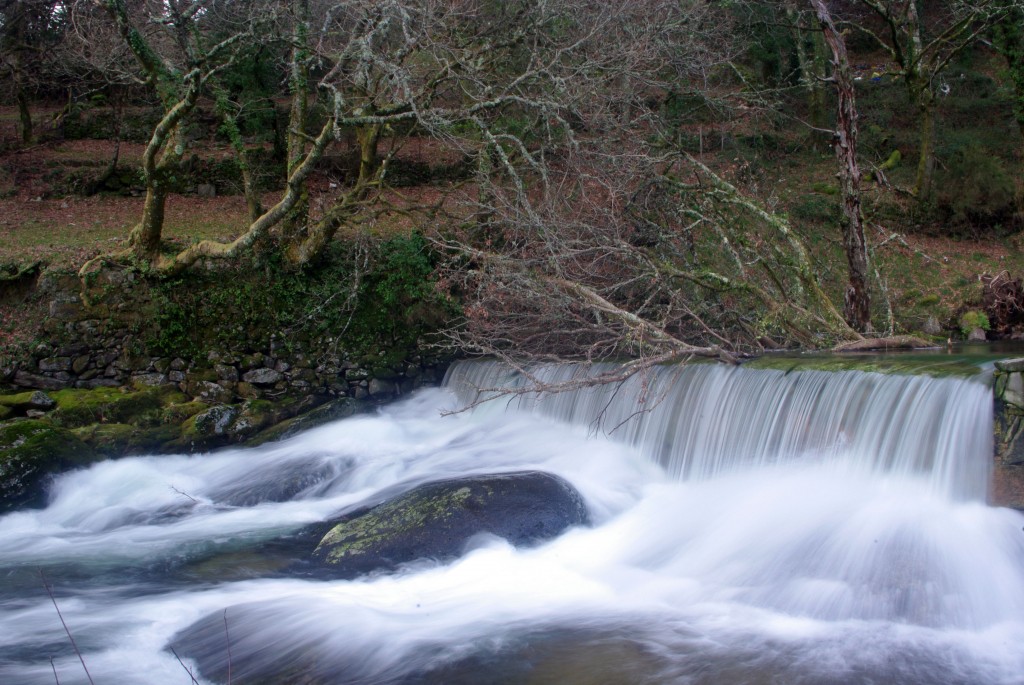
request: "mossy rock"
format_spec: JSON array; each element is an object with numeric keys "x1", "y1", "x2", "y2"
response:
[
  {"x1": 72, "y1": 422, "x2": 182, "y2": 457},
  {"x1": 246, "y1": 398, "x2": 363, "y2": 446},
  {"x1": 0, "y1": 390, "x2": 55, "y2": 409},
  {"x1": 0, "y1": 419, "x2": 99, "y2": 511},
  {"x1": 312, "y1": 471, "x2": 590, "y2": 578},
  {"x1": 161, "y1": 400, "x2": 209, "y2": 425},
  {"x1": 174, "y1": 397, "x2": 325, "y2": 451},
  {"x1": 49, "y1": 386, "x2": 167, "y2": 428},
  {"x1": 179, "y1": 404, "x2": 241, "y2": 446}
]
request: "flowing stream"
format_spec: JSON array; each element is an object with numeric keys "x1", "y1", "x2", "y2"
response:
[{"x1": 1, "y1": 360, "x2": 1023, "y2": 684}]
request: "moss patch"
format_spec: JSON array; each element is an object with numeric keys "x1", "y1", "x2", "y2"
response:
[
  {"x1": 0, "y1": 391, "x2": 39, "y2": 408},
  {"x1": 0, "y1": 419, "x2": 98, "y2": 510},
  {"x1": 161, "y1": 401, "x2": 208, "y2": 425},
  {"x1": 72, "y1": 422, "x2": 182, "y2": 457},
  {"x1": 317, "y1": 486, "x2": 476, "y2": 564},
  {"x1": 49, "y1": 386, "x2": 169, "y2": 428},
  {"x1": 246, "y1": 398, "x2": 362, "y2": 446}
]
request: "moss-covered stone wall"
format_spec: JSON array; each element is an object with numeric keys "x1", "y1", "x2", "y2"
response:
[
  {"x1": 2, "y1": 269, "x2": 448, "y2": 402},
  {"x1": 993, "y1": 358, "x2": 1024, "y2": 509},
  {"x1": 0, "y1": 239, "x2": 457, "y2": 508}
]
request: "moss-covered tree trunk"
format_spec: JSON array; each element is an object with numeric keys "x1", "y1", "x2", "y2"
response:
[
  {"x1": 132, "y1": 183, "x2": 169, "y2": 257},
  {"x1": 356, "y1": 123, "x2": 382, "y2": 186},
  {"x1": 130, "y1": 94, "x2": 198, "y2": 260}
]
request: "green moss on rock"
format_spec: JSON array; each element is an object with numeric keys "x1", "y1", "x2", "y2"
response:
[
  {"x1": 312, "y1": 471, "x2": 589, "y2": 578},
  {"x1": 72, "y1": 422, "x2": 182, "y2": 457},
  {"x1": 318, "y1": 485, "x2": 476, "y2": 564},
  {"x1": 0, "y1": 419, "x2": 99, "y2": 510},
  {"x1": 0, "y1": 390, "x2": 56, "y2": 415},
  {"x1": 246, "y1": 398, "x2": 363, "y2": 446},
  {"x1": 49, "y1": 386, "x2": 167, "y2": 428},
  {"x1": 161, "y1": 401, "x2": 209, "y2": 425},
  {"x1": 0, "y1": 391, "x2": 37, "y2": 408}
]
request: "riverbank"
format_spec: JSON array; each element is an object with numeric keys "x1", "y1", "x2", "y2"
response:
[{"x1": 0, "y1": 237, "x2": 455, "y2": 511}]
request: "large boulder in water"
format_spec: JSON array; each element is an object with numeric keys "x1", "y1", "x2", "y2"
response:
[{"x1": 311, "y1": 470, "x2": 589, "y2": 577}]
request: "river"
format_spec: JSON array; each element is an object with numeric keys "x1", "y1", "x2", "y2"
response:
[{"x1": 1, "y1": 361, "x2": 1022, "y2": 684}]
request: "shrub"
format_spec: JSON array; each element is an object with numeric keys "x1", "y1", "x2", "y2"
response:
[{"x1": 959, "y1": 309, "x2": 990, "y2": 336}]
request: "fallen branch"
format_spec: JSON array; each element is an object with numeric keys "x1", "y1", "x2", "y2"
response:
[{"x1": 832, "y1": 335, "x2": 935, "y2": 352}]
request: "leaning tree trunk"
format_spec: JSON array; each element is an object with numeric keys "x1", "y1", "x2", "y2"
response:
[{"x1": 811, "y1": 0, "x2": 871, "y2": 332}]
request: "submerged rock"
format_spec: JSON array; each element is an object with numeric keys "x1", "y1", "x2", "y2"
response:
[
  {"x1": 311, "y1": 470, "x2": 589, "y2": 577},
  {"x1": 0, "y1": 419, "x2": 98, "y2": 510},
  {"x1": 172, "y1": 617, "x2": 665, "y2": 685}
]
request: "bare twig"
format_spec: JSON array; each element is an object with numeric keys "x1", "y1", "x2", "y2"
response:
[
  {"x1": 40, "y1": 571, "x2": 95, "y2": 685},
  {"x1": 169, "y1": 645, "x2": 201, "y2": 685},
  {"x1": 170, "y1": 485, "x2": 198, "y2": 503},
  {"x1": 224, "y1": 609, "x2": 233, "y2": 685}
]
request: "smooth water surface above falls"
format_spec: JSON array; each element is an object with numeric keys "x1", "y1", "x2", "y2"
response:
[{"x1": 1, "y1": 361, "x2": 1023, "y2": 684}]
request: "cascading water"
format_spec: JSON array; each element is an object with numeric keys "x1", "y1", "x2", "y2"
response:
[
  {"x1": 444, "y1": 361, "x2": 994, "y2": 499},
  {"x1": 0, "y1": 360, "x2": 1022, "y2": 684}
]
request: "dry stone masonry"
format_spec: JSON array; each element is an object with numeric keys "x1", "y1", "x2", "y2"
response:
[
  {"x1": 994, "y1": 358, "x2": 1024, "y2": 509},
  {"x1": 1, "y1": 268, "x2": 449, "y2": 408}
]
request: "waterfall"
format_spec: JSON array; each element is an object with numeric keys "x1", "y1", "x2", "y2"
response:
[
  {"x1": 0, "y1": 360, "x2": 1021, "y2": 684},
  {"x1": 445, "y1": 360, "x2": 993, "y2": 499}
]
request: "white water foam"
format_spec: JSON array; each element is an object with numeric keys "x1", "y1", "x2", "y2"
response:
[{"x1": 0, "y1": 363, "x2": 1020, "y2": 684}]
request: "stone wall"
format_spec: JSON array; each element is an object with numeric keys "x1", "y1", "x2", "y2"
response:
[
  {"x1": 1, "y1": 265, "x2": 451, "y2": 407},
  {"x1": 993, "y1": 358, "x2": 1024, "y2": 509}
]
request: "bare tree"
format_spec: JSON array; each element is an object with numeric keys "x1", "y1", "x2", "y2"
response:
[
  {"x1": 0, "y1": 0, "x2": 64, "y2": 144},
  {"x1": 810, "y1": 0, "x2": 870, "y2": 332},
  {"x1": 435, "y1": 1, "x2": 862, "y2": 393},
  {"x1": 851, "y1": 0, "x2": 1009, "y2": 199},
  {"x1": 84, "y1": 0, "x2": 697, "y2": 275},
  {"x1": 74, "y1": 0, "x2": 864, "y2": 389},
  {"x1": 93, "y1": 0, "x2": 273, "y2": 259}
]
